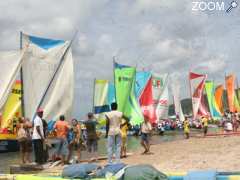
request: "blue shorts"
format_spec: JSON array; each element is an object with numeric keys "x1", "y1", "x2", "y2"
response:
[
  {"x1": 55, "y1": 138, "x2": 68, "y2": 156},
  {"x1": 87, "y1": 139, "x2": 98, "y2": 153},
  {"x1": 141, "y1": 133, "x2": 150, "y2": 143}
]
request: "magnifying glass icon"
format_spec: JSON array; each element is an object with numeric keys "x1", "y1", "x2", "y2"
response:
[{"x1": 226, "y1": 1, "x2": 238, "y2": 13}]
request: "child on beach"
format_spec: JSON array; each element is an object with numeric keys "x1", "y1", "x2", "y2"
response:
[
  {"x1": 120, "y1": 118, "x2": 131, "y2": 158},
  {"x1": 183, "y1": 117, "x2": 190, "y2": 139},
  {"x1": 201, "y1": 116, "x2": 208, "y2": 136},
  {"x1": 140, "y1": 116, "x2": 152, "y2": 154}
]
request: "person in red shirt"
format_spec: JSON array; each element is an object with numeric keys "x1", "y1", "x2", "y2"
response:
[{"x1": 53, "y1": 115, "x2": 69, "y2": 165}]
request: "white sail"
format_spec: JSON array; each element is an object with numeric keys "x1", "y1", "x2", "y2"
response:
[
  {"x1": 0, "y1": 50, "x2": 25, "y2": 109},
  {"x1": 22, "y1": 33, "x2": 74, "y2": 121},
  {"x1": 171, "y1": 79, "x2": 184, "y2": 122},
  {"x1": 152, "y1": 73, "x2": 169, "y2": 121}
]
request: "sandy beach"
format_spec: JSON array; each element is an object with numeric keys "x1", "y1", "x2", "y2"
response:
[{"x1": 121, "y1": 135, "x2": 240, "y2": 172}]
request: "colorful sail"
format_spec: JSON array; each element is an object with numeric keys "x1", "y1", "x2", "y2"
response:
[
  {"x1": 171, "y1": 80, "x2": 185, "y2": 122},
  {"x1": 198, "y1": 95, "x2": 210, "y2": 118},
  {"x1": 0, "y1": 80, "x2": 22, "y2": 131},
  {"x1": 225, "y1": 74, "x2": 238, "y2": 112},
  {"x1": 152, "y1": 73, "x2": 169, "y2": 121},
  {"x1": 114, "y1": 62, "x2": 143, "y2": 125},
  {"x1": 0, "y1": 50, "x2": 25, "y2": 110},
  {"x1": 22, "y1": 33, "x2": 74, "y2": 121},
  {"x1": 189, "y1": 72, "x2": 207, "y2": 120},
  {"x1": 139, "y1": 77, "x2": 156, "y2": 124},
  {"x1": 204, "y1": 81, "x2": 221, "y2": 119},
  {"x1": 93, "y1": 79, "x2": 110, "y2": 114},
  {"x1": 107, "y1": 83, "x2": 115, "y2": 105},
  {"x1": 135, "y1": 71, "x2": 151, "y2": 99},
  {"x1": 215, "y1": 85, "x2": 224, "y2": 115}
]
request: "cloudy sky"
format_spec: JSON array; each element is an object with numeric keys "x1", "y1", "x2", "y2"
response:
[{"x1": 0, "y1": 0, "x2": 240, "y2": 118}]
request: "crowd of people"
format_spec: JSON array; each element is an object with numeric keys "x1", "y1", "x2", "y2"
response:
[
  {"x1": 15, "y1": 102, "x2": 155, "y2": 166},
  {"x1": 16, "y1": 103, "x2": 240, "y2": 166},
  {"x1": 16, "y1": 109, "x2": 100, "y2": 165}
]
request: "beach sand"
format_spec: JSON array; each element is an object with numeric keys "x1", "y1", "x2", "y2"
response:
[
  {"x1": 41, "y1": 135, "x2": 240, "y2": 176},
  {"x1": 121, "y1": 135, "x2": 240, "y2": 172}
]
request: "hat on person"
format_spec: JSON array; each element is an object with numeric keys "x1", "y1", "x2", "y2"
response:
[{"x1": 37, "y1": 108, "x2": 43, "y2": 113}]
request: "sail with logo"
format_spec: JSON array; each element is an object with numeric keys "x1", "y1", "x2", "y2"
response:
[
  {"x1": 152, "y1": 73, "x2": 169, "y2": 121},
  {"x1": 114, "y1": 62, "x2": 143, "y2": 125}
]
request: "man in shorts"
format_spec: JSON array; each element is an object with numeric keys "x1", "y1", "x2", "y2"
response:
[
  {"x1": 53, "y1": 115, "x2": 69, "y2": 165},
  {"x1": 82, "y1": 113, "x2": 98, "y2": 162},
  {"x1": 140, "y1": 116, "x2": 152, "y2": 155}
]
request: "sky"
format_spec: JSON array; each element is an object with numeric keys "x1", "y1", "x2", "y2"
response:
[{"x1": 0, "y1": 0, "x2": 240, "y2": 118}]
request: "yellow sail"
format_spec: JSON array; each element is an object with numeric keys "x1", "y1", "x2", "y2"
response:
[{"x1": 0, "y1": 80, "x2": 22, "y2": 134}]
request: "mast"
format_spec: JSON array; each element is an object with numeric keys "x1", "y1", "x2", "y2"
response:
[
  {"x1": 92, "y1": 78, "x2": 96, "y2": 113},
  {"x1": 113, "y1": 56, "x2": 117, "y2": 104},
  {"x1": 20, "y1": 31, "x2": 25, "y2": 117},
  {"x1": 188, "y1": 71, "x2": 194, "y2": 120}
]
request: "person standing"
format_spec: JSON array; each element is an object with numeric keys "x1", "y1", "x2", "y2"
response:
[
  {"x1": 140, "y1": 116, "x2": 152, "y2": 155},
  {"x1": 105, "y1": 103, "x2": 129, "y2": 164},
  {"x1": 32, "y1": 109, "x2": 45, "y2": 165},
  {"x1": 17, "y1": 117, "x2": 32, "y2": 164},
  {"x1": 201, "y1": 116, "x2": 208, "y2": 136},
  {"x1": 120, "y1": 118, "x2": 131, "y2": 158},
  {"x1": 53, "y1": 115, "x2": 69, "y2": 165},
  {"x1": 83, "y1": 113, "x2": 98, "y2": 162},
  {"x1": 67, "y1": 119, "x2": 82, "y2": 163},
  {"x1": 183, "y1": 117, "x2": 190, "y2": 139},
  {"x1": 41, "y1": 118, "x2": 49, "y2": 163}
]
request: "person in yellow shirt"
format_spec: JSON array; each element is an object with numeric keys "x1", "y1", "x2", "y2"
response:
[
  {"x1": 202, "y1": 116, "x2": 208, "y2": 136},
  {"x1": 183, "y1": 117, "x2": 190, "y2": 139},
  {"x1": 120, "y1": 119, "x2": 131, "y2": 158}
]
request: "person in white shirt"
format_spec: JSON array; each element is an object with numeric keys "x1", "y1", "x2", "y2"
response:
[
  {"x1": 32, "y1": 108, "x2": 45, "y2": 165},
  {"x1": 105, "y1": 103, "x2": 129, "y2": 164}
]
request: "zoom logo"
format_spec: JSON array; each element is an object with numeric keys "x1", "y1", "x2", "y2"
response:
[{"x1": 192, "y1": 1, "x2": 238, "y2": 12}]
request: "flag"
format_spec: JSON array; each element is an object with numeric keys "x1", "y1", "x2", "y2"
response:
[
  {"x1": 114, "y1": 62, "x2": 143, "y2": 125},
  {"x1": 22, "y1": 33, "x2": 74, "y2": 121},
  {"x1": 189, "y1": 72, "x2": 207, "y2": 120},
  {"x1": 152, "y1": 73, "x2": 169, "y2": 121}
]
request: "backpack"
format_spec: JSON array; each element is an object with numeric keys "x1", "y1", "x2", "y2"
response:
[{"x1": 17, "y1": 124, "x2": 27, "y2": 142}]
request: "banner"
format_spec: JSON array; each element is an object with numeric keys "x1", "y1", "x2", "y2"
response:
[
  {"x1": 93, "y1": 79, "x2": 110, "y2": 114},
  {"x1": 189, "y1": 72, "x2": 207, "y2": 120},
  {"x1": 204, "y1": 81, "x2": 221, "y2": 119},
  {"x1": 22, "y1": 33, "x2": 74, "y2": 121},
  {"x1": 1, "y1": 80, "x2": 22, "y2": 131},
  {"x1": 135, "y1": 71, "x2": 151, "y2": 99},
  {"x1": 139, "y1": 77, "x2": 156, "y2": 124},
  {"x1": 152, "y1": 73, "x2": 169, "y2": 121},
  {"x1": 114, "y1": 62, "x2": 143, "y2": 125},
  {"x1": 215, "y1": 85, "x2": 224, "y2": 115}
]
